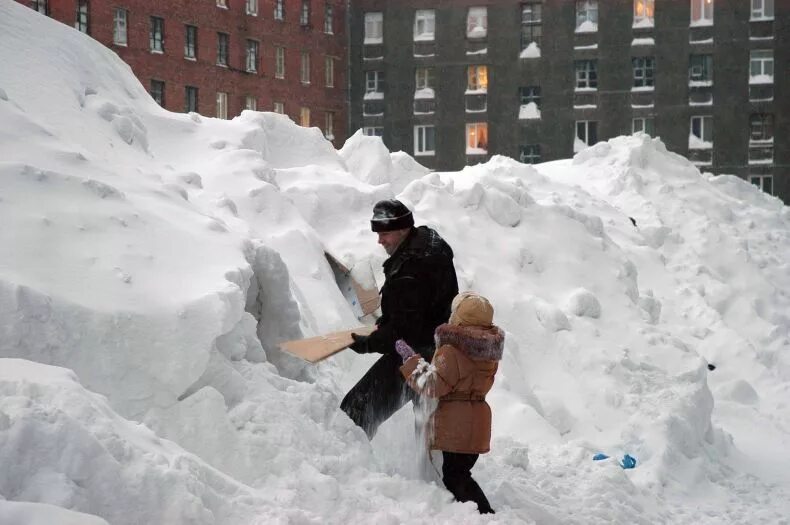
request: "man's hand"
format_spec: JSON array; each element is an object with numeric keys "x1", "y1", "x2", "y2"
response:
[{"x1": 349, "y1": 333, "x2": 369, "y2": 354}]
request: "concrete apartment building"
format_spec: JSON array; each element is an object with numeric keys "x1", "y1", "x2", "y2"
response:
[
  {"x1": 348, "y1": 0, "x2": 789, "y2": 202},
  {"x1": 20, "y1": 0, "x2": 349, "y2": 145}
]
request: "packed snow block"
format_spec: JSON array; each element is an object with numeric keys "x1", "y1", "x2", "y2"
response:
[
  {"x1": 338, "y1": 129, "x2": 393, "y2": 186},
  {"x1": 566, "y1": 288, "x2": 602, "y2": 319},
  {"x1": 484, "y1": 187, "x2": 522, "y2": 227},
  {"x1": 534, "y1": 299, "x2": 571, "y2": 332}
]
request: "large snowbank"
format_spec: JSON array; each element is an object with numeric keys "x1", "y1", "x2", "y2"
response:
[{"x1": 2, "y1": 3, "x2": 790, "y2": 524}]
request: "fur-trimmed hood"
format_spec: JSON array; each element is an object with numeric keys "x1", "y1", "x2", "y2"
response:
[{"x1": 434, "y1": 323, "x2": 505, "y2": 362}]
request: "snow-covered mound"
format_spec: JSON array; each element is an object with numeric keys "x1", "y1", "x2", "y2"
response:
[{"x1": 2, "y1": 2, "x2": 790, "y2": 524}]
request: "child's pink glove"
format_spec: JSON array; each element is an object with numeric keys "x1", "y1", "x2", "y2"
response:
[{"x1": 395, "y1": 339, "x2": 416, "y2": 363}]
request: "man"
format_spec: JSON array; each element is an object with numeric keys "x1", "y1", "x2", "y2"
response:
[{"x1": 340, "y1": 199, "x2": 458, "y2": 438}]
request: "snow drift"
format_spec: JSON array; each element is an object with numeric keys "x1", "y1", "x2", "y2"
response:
[{"x1": 2, "y1": 3, "x2": 790, "y2": 523}]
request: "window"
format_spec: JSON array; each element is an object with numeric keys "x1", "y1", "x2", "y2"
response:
[
  {"x1": 750, "y1": 113, "x2": 773, "y2": 142},
  {"x1": 217, "y1": 33, "x2": 229, "y2": 66},
  {"x1": 75, "y1": 1, "x2": 89, "y2": 33},
  {"x1": 300, "y1": 107, "x2": 310, "y2": 126},
  {"x1": 300, "y1": 52, "x2": 310, "y2": 83},
  {"x1": 689, "y1": 54, "x2": 712, "y2": 83},
  {"x1": 691, "y1": 0, "x2": 713, "y2": 25},
  {"x1": 634, "y1": 0, "x2": 655, "y2": 26},
  {"x1": 576, "y1": 120, "x2": 598, "y2": 147},
  {"x1": 363, "y1": 127, "x2": 383, "y2": 137},
  {"x1": 751, "y1": 0, "x2": 774, "y2": 20},
  {"x1": 217, "y1": 0, "x2": 227, "y2": 8},
  {"x1": 274, "y1": 102, "x2": 285, "y2": 114},
  {"x1": 32, "y1": 0, "x2": 47, "y2": 14},
  {"x1": 185, "y1": 25, "x2": 197, "y2": 59},
  {"x1": 216, "y1": 92, "x2": 228, "y2": 119},
  {"x1": 466, "y1": 123, "x2": 488, "y2": 154},
  {"x1": 245, "y1": 96, "x2": 257, "y2": 111},
  {"x1": 185, "y1": 86, "x2": 198, "y2": 113},
  {"x1": 365, "y1": 71, "x2": 385, "y2": 94},
  {"x1": 519, "y1": 144, "x2": 541, "y2": 164},
  {"x1": 324, "y1": 3, "x2": 334, "y2": 33},
  {"x1": 275, "y1": 0, "x2": 284, "y2": 20},
  {"x1": 750, "y1": 175, "x2": 773, "y2": 194},
  {"x1": 246, "y1": 40, "x2": 259, "y2": 73},
  {"x1": 632, "y1": 57, "x2": 655, "y2": 88},
  {"x1": 414, "y1": 125, "x2": 436, "y2": 156},
  {"x1": 113, "y1": 8, "x2": 128, "y2": 45},
  {"x1": 467, "y1": 7, "x2": 488, "y2": 39},
  {"x1": 246, "y1": 0, "x2": 258, "y2": 16},
  {"x1": 519, "y1": 86, "x2": 541, "y2": 106},
  {"x1": 150, "y1": 17, "x2": 164, "y2": 53},
  {"x1": 521, "y1": 2, "x2": 542, "y2": 50},
  {"x1": 632, "y1": 117, "x2": 655, "y2": 135},
  {"x1": 750, "y1": 50, "x2": 773, "y2": 84},
  {"x1": 415, "y1": 67, "x2": 435, "y2": 91},
  {"x1": 576, "y1": 0, "x2": 598, "y2": 32},
  {"x1": 575, "y1": 60, "x2": 598, "y2": 89},
  {"x1": 275, "y1": 47, "x2": 285, "y2": 78},
  {"x1": 300, "y1": 1, "x2": 310, "y2": 26},
  {"x1": 325, "y1": 112, "x2": 335, "y2": 139},
  {"x1": 467, "y1": 65, "x2": 488, "y2": 92},
  {"x1": 150, "y1": 80, "x2": 165, "y2": 106},
  {"x1": 364, "y1": 12, "x2": 384, "y2": 44},
  {"x1": 318, "y1": 56, "x2": 332, "y2": 87},
  {"x1": 414, "y1": 9, "x2": 436, "y2": 41},
  {"x1": 689, "y1": 115, "x2": 713, "y2": 147}
]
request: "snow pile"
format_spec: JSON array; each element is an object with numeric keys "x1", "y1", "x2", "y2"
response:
[
  {"x1": 519, "y1": 42, "x2": 541, "y2": 59},
  {"x1": 518, "y1": 102, "x2": 541, "y2": 120},
  {"x1": 2, "y1": 4, "x2": 790, "y2": 524}
]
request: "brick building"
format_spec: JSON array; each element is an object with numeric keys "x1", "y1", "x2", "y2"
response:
[
  {"x1": 21, "y1": 0, "x2": 348, "y2": 145},
  {"x1": 348, "y1": 0, "x2": 789, "y2": 203}
]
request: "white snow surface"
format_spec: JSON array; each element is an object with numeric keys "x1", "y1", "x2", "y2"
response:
[
  {"x1": 519, "y1": 42, "x2": 541, "y2": 59},
  {"x1": 2, "y1": 4, "x2": 790, "y2": 524}
]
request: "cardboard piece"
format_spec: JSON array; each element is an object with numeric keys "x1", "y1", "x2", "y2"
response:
[
  {"x1": 325, "y1": 252, "x2": 380, "y2": 318},
  {"x1": 279, "y1": 325, "x2": 375, "y2": 363}
]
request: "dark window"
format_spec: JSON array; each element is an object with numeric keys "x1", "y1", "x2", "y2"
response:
[
  {"x1": 31, "y1": 0, "x2": 47, "y2": 14},
  {"x1": 632, "y1": 57, "x2": 655, "y2": 88},
  {"x1": 519, "y1": 144, "x2": 541, "y2": 164},
  {"x1": 300, "y1": 0, "x2": 310, "y2": 26},
  {"x1": 217, "y1": 33, "x2": 229, "y2": 66},
  {"x1": 576, "y1": 120, "x2": 598, "y2": 145},
  {"x1": 185, "y1": 25, "x2": 197, "y2": 59},
  {"x1": 150, "y1": 79, "x2": 165, "y2": 106},
  {"x1": 750, "y1": 113, "x2": 774, "y2": 141},
  {"x1": 150, "y1": 16, "x2": 164, "y2": 52},
  {"x1": 519, "y1": 86, "x2": 541, "y2": 106},
  {"x1": 521, "y1": 2, "x2": 542, "y2": 49},
  {"x1": 689, "y1": 54, "x2": 713, "y2": 82},
  {"x1": 575, "y1": 60, "x2": 598, "y2": 89},
  {"x1": 185, "y1": 86, "x2": 198, "y2": 113},
  {"x1": 75, "y1": 1, "x2": 89, "y2": 33}
]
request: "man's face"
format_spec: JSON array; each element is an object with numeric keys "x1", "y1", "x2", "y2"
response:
[{"x1": 377, "y1": 229, "x2": 409, "y2": 255}]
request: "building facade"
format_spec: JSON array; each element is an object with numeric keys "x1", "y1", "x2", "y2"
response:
[
  {"x1": 21, "y1": 0, "x2": 349, "y2": 145},
  {"x1": 349, "y1": 0, "x2": 789, "y2": 203}
]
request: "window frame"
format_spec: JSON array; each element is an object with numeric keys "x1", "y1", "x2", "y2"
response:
[
  {"x1": 749, "y1": 174, "x2": 773, "y2": 194},
  {"x1": 246, "y1": 0, "x2": 258, "y2": 16},
  {"x1": 246, "y1": 39, "x2": 259, "y2": 73},
  {"x1": 690, "y1": 115, "x2": 713, "y2": 144},
  {"x1": 413, "y1": 9, "x2": 436, "y2": 41},
  {"x1": 633, "y1": 0, "x2": 655, "y2": 26},
  {"x1": 184, "y1": 25, "x2": 197, "y2": 60},
  {"x1": 632, "y1": 117, "x2": 655, "y2": 135},
  {"x1": 519, "y1": 144, "x2": 541, "y2": 164},
  {"x1": 32, "y1": 0, "x2": 47, "y2": 14},
  {"x1": 364, "y1": 12, "x2": 384, "y2": 43},
  {"x1": 300, "y1": 0, "x2": 310, "y2": 26},
  {"x1": 575, "y1": 60, "x2": 598, "y2": 90},
  {"x1": 466, "y1": 122, "x2": 489, "y2": 154},
  {"x1": 245, "y1": 95, "x2": 257, "y2": 111},
  {"x1": 363, "y1": 127, "x2": 383, "y2": 137},
  {"x1": 365, "y1": 70, "x2": 385, "y2": 94},
  {"x1": 113, "y1": 8, "x2": 128, "y2": 46},
  {"x1": 749, "y1": 113, "x2": 774, "y2": 142},
  {"x1": 325, "y1": 56, "x2": 335, "y2": 87},
  {"x1": 689, "y1": 54, "x2": 713, "y2": 83},
  {"x1": 325, "y1": 111, "x2": 335, "y2": 140},
  {"x1": 575, "y1": 0, "x2": 599, "y2": 31},
  {"x1": 749, "y1": 50, "x2": 774, "y2": 83},
  {"x1": 75, "y1": 0, "x2": 89, "y2": 33},
  {"x1": 324, "y1": 3, "x2": 334, "y2": 33},
  {"x1": 216, "y1": 32, "x2": 229, "y2": 67},
  {"x1": 751, "y1": 0, "x2": 774, "y2": 20},
  {"x1": 467, "y1": 65, "x2": 488, "y2": 93},
  {"x1": 300, "y1": 107, "x2": 311, "y2": 127},
  {"x1": 519, "y1": 86, "x2": 541, "y2": 106},
  {"x1": 521, "y1": 3, "x2": 543, "y2": 50},
  {"x1": 300, "y1": 51, "x2": 311, "y2": 84},
  {"x1": 632, "y1": 57, "x2": 655, "y2": 88},
  {"x1": 466, "y1": 7, "x2": 488, "y2": 39},
  {"x1": 216, "y1": 91, "x2": 228, "y2": 119},
  {"x1": 274, "y1": 0, "x2": 284, "y2": 20},
  {"x1": 414, "y1": 125, "x2": 436, "y2": 156},
  {"x1": 274, "y1": 102, "x2": 285, "y2": 114},
  {"x1": 149, "y1": 16, "x2": 164, "y2": 53},
  {"x1": 150, "y1": 79, "x2": 165, "y2": 107},
  {"x1": 415, "y1": 67, "x2": 435, "y2": 90},
  {"x1": 185, "y1": 86, "x2": 198, "y2": 113},
  {"x1": 275, "y1": 46, "x2": 286, "y2": 79},
  {"x1": 576, "y1": 120, "x2": 599, "y2": 147},
  {"x1": 690, "y1": 0, "x2": 713, "y2": 25}
]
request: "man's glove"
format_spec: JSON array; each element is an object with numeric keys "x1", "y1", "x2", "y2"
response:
[
  {"x1": 348, "y1": 333, "x2": 369, "y2": 354},
  {"x1": 395, "y1": 339, "x2": 416, "y2": 363}
]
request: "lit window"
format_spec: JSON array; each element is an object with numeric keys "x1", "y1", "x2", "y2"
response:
[
  {"x1": 185, "y1": 86, "x2": 198, "y2": 113},
  {"x1": 519, "y1": 144, "x2": 540, "y2": 164},
  {"x1": 751, "y1": 0, "x2": 774, "y2": 20},
  {"x1": 575, "y1": 60, "x2": 598, "y2": 89},
  {"x1": 246, "y1": 40, "x2": 259, "y2": 73},
  {"x1": 324, "y1": 3, "x2": 334, "y2": 33},
  {"x1": 325, "y1": 112, "x2": 335, "y2": 140},
  {"x1": 689, "y1": 115, "x2": 713, "y2": 147},
  {"x1": 749, "y1": 175, "x2": 773, "y2": 194},
  {"x1": 414, "y1": 9, "x2": 435, "y2": 41},
  {"x1": 245, "y1": 96, "x2": 257, "y2": 111},
  {"x1": 689, "y1": 54, "x2": 712, "y2": 83},
  {"x1": 467, "y1": 7, "x2": 488, "y2": 39},
  {"x1": 576, "y1": 0, "x2": 598, "y2": 32},
  {"x1": 414, "y1": 125, "x2": 436, "y2": 156},
  {"x1": 246, "y1": 0, "x2": 258, "y2": 16},
  {"x1": 300, "y1": 1, "x2": 310, "y2": 26},
  {"x1": 466, "y1": 123, "x2": 488, "y2": 154},
  {"x1": 325, "y1": 56, "x2": 334, "y2": 87},
  {"x1": 274, "y1": 102, "x2": 285, "y2": 114},
  {"x1": 150, "y1": 79, "x2": 165, "y2": 107},
  {"x1": 149, "y1": 17, "x2": 164, "y2": 53},
  {"x1": 632, "y1": 117, "x2": 655, "y2": 135},
  {"x1": 691, "y1": 0, "x2": 713, "y2": 26},
  {"x1": 275, "y1": 47, "x2": 285, "y2": 79},
  {"x1": 521, "y1": 2, "x2": 542, "y2": 50},
  {"x1": 750, "y1": 50, "x2": 773, "y2": 84},
  {"x1": 274, "y1": 0, "x2": 284, "y2": 20},
  {"x1": 364, "y1": 12, "x2": 384, "y2": 44},
  {"x1": 634, "y1": 0, "x2": 654, "y2": 26},
  {"x1": 75, "y1": 1, "x2": 89, "y2": 33},
  {"x1": 113, "y1": 8, "x2": 128, "y2": 45},
  {"x1": 632, "y1": 57, "x2": 655, "y2": 88},
  {"x1": 184, "y1": 25, "x2": 197, "y2": 59},
  {"x1": 576, "y1": 121, "x2": 598, "y2": 148},
  {"x1": 217, "y1": 33, "x2": 229, "y2": 66},
  {"x1": 467, "y1": 65, "x2": 488, "y2": 92},
  {"x1": 216, "y1": 92, "x2": 228, "y2": 120},
  {"x1": 300, "y1": 52, "x2": 311, "y2": 84},
  {"x1": 300, "y1": 107, "x2": 311, "y2": 126}
]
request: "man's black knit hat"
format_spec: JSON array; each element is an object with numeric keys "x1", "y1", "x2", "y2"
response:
[{"x1": 370, "y1": 199, "x2": 415, "y2": 232}]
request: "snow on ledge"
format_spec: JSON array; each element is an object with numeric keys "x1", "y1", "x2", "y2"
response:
[
  {"x1": 749, "y1": 74, "x2": 774, "y2": 85},
  {"x1": 465, "y1": 88, "x2": 487, "y2": 95},
  {"x1": 363, "y1": 91, "x2": 384, "y2": 100},
  {"x1": 632, "y1": 86, "x2": 655, "y2": 92},
  {"x1": 466, "y1": 146, "x2": 487, "y2": 155},
  {"x1": 364, "y1": 37, "x2": 383, "y2": 45},
  {"x1": 689, "y1": 134, "x2": 713, "y2": 150},
  {"x1": 520, "y1": 42, "x2": 541, "y2": 58},
  {"x1": 690, "y1": 37, "x2": 714, "y2": 44},
  {"x1": 575, "y1": 20, "x2": 598, "y2": 33},
  {"x1": 689, "y1": 80, "x2": 713, "y2": 87},
  {"x1": 633, "y1": 17, "x2": 654, "y2": 29},
  {"x1": 467, "y1": 48, "x2": 488, "y2": 55},
  {"x1": 414, "y1": 87, "x2": 435, "y2": 99},
  {"x1": 519, "y1": 102, "x2": 541, "y2": 119},
  {"x1": 690, "y1": 18, "x2": 713, "y2": 27},
  {"x1": 413, "y1": 33, "x2": 435, "y2": 42},
  {"x1": 573, "y1": 137, "x2": 589, "y2": 153},
  {"x1": 574, "y1": 43, "x2": 598, "y2": 50},
  {"x1": 632, "y1": 37, "x2": 655, "y2": 46}
]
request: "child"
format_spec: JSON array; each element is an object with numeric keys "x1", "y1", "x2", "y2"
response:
[{"x1": 395, "y1": 291, "x2": 504, "y2": 515}]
